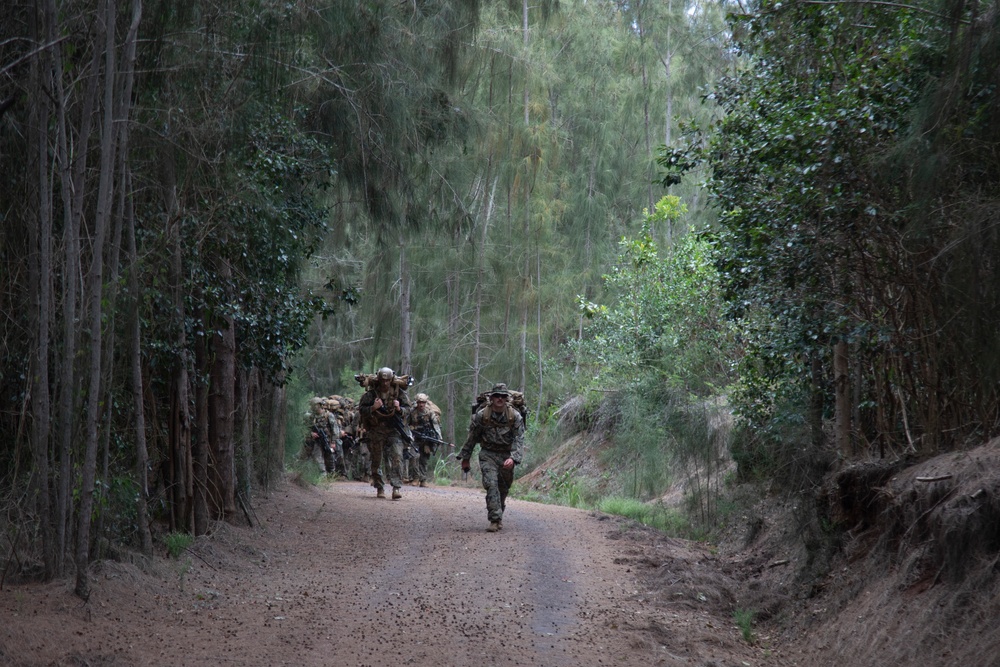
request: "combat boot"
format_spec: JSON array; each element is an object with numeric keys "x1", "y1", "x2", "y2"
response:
[
  {"x1": 487, "y1": 521, "x2": 500, "y2": 532},
  {"x1": 376, "y1": 487, "x2": 386, "y2": 499},
  {"x1": 391, "y1": 487, "x2": 402, "y2": 500},
  {"x1": 418, "y1": 480, "x2": 427, "y2": 488}
]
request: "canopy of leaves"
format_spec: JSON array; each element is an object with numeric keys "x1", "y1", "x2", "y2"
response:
[{"x1": 663, "y1": 0, "x2": 1000, "y2": 460}]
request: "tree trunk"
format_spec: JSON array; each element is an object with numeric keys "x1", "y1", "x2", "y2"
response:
[
  {"x1": 210, "y1": 257, "x2": 237, "y2": 520},
  {"x1": 194, "y1": 321, "x2": 210, "y2": 535},
  {"x1": 520, "y1": 0, "x2": 530, "y2": 393},
  {"x1": 264, "y1": 376, "x2": 287, "y2": 490},
  {"x1": 399, "y1": 239, "x2": 412, "y2": 374},
  {"x1": 809, "y1": 350, "x2": 824, "y2": 449},
  {"x1": 127, "y1": 182, "x2": 153, "y2": 554},
  {"x1": 834, "y1": 338, "x2": 851, "y2": 458},
  {"x1": 235, "y1": 367, "x2": 253, "y2": 505},
  {"x1": 27, "y1": 4, "x2": 55, "y2": 577},
  {"x1": 52, "y1": 0, "x2": 102, "y2": 579},
  {"x1": 76, "y1": 0, "x2": 117, "y2": 600},
  {"x1": 445, "y1": 272, "x2": 458, "y2": 442},
  {"x1": 166, "y1": 184, "x2": 191, "y2": 533}
]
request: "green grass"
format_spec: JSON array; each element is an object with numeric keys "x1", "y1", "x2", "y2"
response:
[
  {"x1": 597, "y1": 496, "x2": 696, "y2": 537},
  {"x1": 164, "y1": 532, "x2": 193, "y2": 559},
  {"x1": 733, "y1": 608, "x2": 756, "y2": 644}
]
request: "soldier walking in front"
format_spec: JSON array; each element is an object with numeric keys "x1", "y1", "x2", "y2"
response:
[
  {"x1": 458, "y1": 383, "x2": 525, "y2": 532},
  {"x1": 358, "y1": 367, "x2": 411, "y2": 500}
]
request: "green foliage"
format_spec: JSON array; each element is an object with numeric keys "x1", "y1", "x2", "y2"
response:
[
  {"x1": 663, "y1": 0, "x2": 1000, "y2": 464},
  {"x1": 597, "y1": 497, "x2": 695, "y2": 538},
  {"x1": 164, "y1": 533, "x2": 193, "y2": 559},
  {"x1": 733, "y1": 608, "x2": 756, "y2": 644},
  {"x1": 432, "y1": 456, "x2": 454, "y2": 486},
  {"x1": 576, "y1": 198, "x2": 736, "y2": 396},
  {"x1": 544, "y1": 469, "x2": 585, "y2": 508}
]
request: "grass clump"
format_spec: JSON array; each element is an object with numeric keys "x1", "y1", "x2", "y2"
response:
[
  {"x1": 164, "y1": 532, "x2": 193, "y2": 559},
  {"x1": 597, "y1": 496, "x2": 698, "y2": 538},
  {"x1": 733, "y1": 608, "x2": 756, "y2": 644}
]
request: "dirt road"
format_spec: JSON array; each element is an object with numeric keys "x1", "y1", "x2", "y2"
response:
[{"x1": 0, "y1": 480, "x2": 775, "y2": 667}]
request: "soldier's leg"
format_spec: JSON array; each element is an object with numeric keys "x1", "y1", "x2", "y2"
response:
[
  {"x1": 319, "y1": 439, "x2": 336, "y2": 474},
  {"x1": 498, "y1": 466, "x2": 514, "y2": 514},
  {"x1": 478, "y1": 454, "x2": 503, "y2": 523},
  {"x1": 334, "y1": 441, "x2": 347, "y2": 476},
  {"x1": 368, "y1": 439, "x2": 385, "y2": 492},
  {"x1": 417, "y1": 451, "x2": 430, "y2": 485},
  {"x1": 385, "y1": 435, "x2": 404, "y2": 492},
  {"x1": 360, "y1": 444, "x2": 371, "y2": 482}
]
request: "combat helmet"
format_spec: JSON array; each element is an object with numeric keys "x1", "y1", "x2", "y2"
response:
[{"x1": 376, "y1": 367, "x2": 394, "y2": 381}]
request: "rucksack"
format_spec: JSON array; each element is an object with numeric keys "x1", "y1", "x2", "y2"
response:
[
  {"x1": 472, "y1": 389, "x2": 529, "y2": 425},
  {"x1": 354, "y1": 372, "x2": 412, "y2": 390}
]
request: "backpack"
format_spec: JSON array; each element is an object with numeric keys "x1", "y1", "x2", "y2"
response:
[
  {"x1": 354, "y1": 372, "x2": 412, "y2": 390},
  {"x1": 472, "y1": 389, "x2": 529, "y2": 425}
]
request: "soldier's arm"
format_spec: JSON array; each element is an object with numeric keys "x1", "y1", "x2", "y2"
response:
[
  {"x1": 458, "y1": 415, "x2": 480, "y2": 461},
  {"x1": 397, "y1": 390, "x2": 412, "y2": 419},
  {"x1": 358, "y1": 392, "x2": 380, "y2": 424},
  {"x1": 510, "y1": 412, "x2": 525, "y2": 465}
]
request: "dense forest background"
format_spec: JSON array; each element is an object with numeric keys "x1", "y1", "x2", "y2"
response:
[{"x1": 1, "y1": 0, "x2": 998, "y2": 600}]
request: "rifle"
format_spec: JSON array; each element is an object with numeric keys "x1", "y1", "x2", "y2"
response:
[
  {"x1": 378, "y1": 409, "x2": 413, "y2": 445},
  {"x1": 313, "y1": 424, "x2": 331, "y2": 453},
  {"x1": 412, "y1": 430, "x2": 453, "y2": 448}
]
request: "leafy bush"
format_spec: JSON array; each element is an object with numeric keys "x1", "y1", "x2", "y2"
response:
[{"x1": 577, "y1": 196, "x2": 737, "y2": 396}]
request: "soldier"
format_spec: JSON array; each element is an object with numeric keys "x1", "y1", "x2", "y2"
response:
[
  {"x1": 302, "y1": 397, "x2": 337, "y2": 475},
  {"x1": 458, "y1": 383, "x2": 525, "y2": 532},
  {"x1": 406, "y1": 393, "x2": 450, "y2": 487},
  {"x1": 357, "y1": 367, "x2": 411, "y2": 500},
  {"x1": 323, "y1": 399, "x2": 348, "y2": 476},
  {"x1": 340, "y1": 406, "x2": 361, "y2": 480}
]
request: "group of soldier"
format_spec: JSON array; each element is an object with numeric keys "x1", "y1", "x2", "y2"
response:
[{"x1": 302, "y1": 367, "x2": 525, "y2": 533}]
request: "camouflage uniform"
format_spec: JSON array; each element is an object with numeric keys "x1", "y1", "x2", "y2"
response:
[
  {"x1": 340, "y1": 409, "x2": 364, "y2": 481},
  {"x1": 358, "y1": 368, "x2": 411, "y2": 499},
  {"x1": 459, "y1": 383, "x2": 524, "y2": 530},
  {"x1": 406, "y1": 393, "x2": 444, "y2": 487},
  {"x1": 302, "y1": 399, "x2": 337, "y2": 474},
  {"x1": 323, "y1": 402, "x2": 348, "y2": 476}
]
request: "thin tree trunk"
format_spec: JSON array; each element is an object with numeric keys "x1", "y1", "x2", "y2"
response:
[
  {"x1": 194, "y1": 320, "x2": 210, "y2": 534},
  {"x1": 27, "y1": 2, "x2": 55, "y2": 578},
  {"x1": 520, "y1": 0, "x2": 530, "y2": 393},
  {"x1": 810, "y1": 350, "x2": 824, "y2": 450},
  {"x1": 52, "y1": 0, "x2": 101, "y2": 578},
  {"x1": 264, "y1": 376, "x2": 287, "y2": 491},
  {"x1": 210, "y1": 255, "x2": 237, "y2": 520},
  {"x1": 399, "y1": 238, "x2": 412, "y2": 374},
  {"x1": 127, "y1": 177, "x2": 153, "y2": 554},
  {"x1": 166, "y1": 178, "x2": 191, "y2": 533},
  {"x1": 235, "y1": 367, "x2": 252, "y2": 505},
  {"x1": 76, "y1": 0, "x2": 117, "y2": 600},
  {"x1": 637, "y1": 6, "x2": 654, "y2": 212},
  {"x1": 445, "y1": 273, "x2": 457, "y2": 442},
  {"x1": 536, "y1": 245, "x2": 543, "y2": 417},
  {"x1": 834, "y1": 338, "x2": 851, "y2": 458}
]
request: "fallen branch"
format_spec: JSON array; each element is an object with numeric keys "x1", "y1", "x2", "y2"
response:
[{"x1": 915, "y1": 474, "x2": 953, "y2": 483}]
